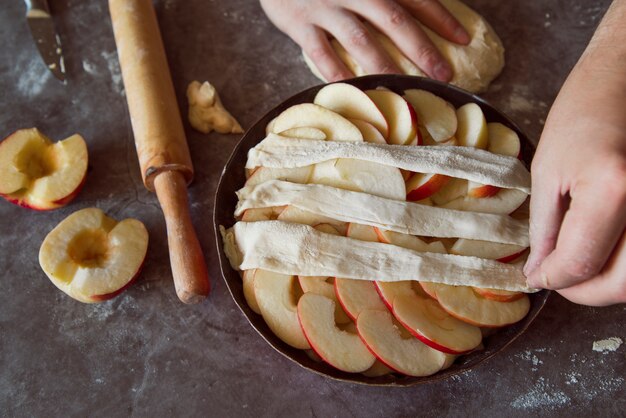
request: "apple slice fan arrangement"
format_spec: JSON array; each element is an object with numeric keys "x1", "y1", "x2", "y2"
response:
[{"x1": 221, "y1": 83, "x2": 534, "y2": 377}]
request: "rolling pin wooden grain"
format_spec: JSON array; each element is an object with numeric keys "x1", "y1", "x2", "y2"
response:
[{"x1": 109, "y1": 0, "x2": 210, "y2": 303}]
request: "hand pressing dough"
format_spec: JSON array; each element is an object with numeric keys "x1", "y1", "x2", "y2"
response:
[
  {"x1": 187, "y1": 81, "x2": 243, "y2": 134},
  {"x1": 303, "y1": 0, "x2": 505, "y2": 93}
]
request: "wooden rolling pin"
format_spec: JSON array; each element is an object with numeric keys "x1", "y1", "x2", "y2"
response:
[{"x1": 109, "y1": 0, "x2": 210, "y2": 303}]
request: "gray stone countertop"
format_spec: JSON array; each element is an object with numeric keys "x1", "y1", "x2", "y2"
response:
[{"x1": 1, "y1": 0, "x2": 624, "y2": 416}]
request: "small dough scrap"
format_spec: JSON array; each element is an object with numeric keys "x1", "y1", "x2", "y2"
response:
[{"x1": 187, "y1": 80, "x2": 243, "y2": 134}]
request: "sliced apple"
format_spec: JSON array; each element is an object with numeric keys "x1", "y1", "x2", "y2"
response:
[
  {"x1": 451, "y1": 239, "x2": 527, "y2": 302},
  {"x1": 242, "y1": 269, "x2": 261, "y2": 314},
  {"x1": 279, "y1": 127, "x2": 327, "y2": 141},
  {"x1": 298, "y1": 293, "x2": 376, "y2": 373},
  {"x1": 310, "y1": 158, "x2": 406, "y2": 201},
  {"x1": 441, "y1": 188, "x2": 528, "y2": 214},
  {"x1": 431, "y1": 177, "x2": 468, "y2": 206},
  {"x1": 253, "y1": 269, "x2": 310, "y2": 349},
  {"x1": 365, "y1": 89, "x2": 417, "y2": 145},
  {"x1": 488, "y1": 123, "x2": 521, "y2": 158},
  {"x1": 0, "y1": 129, "x2": 88, "y2": 210},
  {"x1": 404, "y1": 89, "x2": 457, "y2": 142},
  {"x1": 405, "y1": 172, "x2": 450, "y2": 202},
  {"x1": 277, "y1": 205, "x2": 347, "y2": 235},
  {"x1": 245, "y1": 166, "x2": 313, "y2": 188},
  {"x1": 314, "y1": 83, "x2": 389, "y2": 138},
  {"x1": 356, "y1": 309, "x2": 449, "y2": 377},
  {"x1": 270, "y1": 103, "x2": 363, "y2": 142},
  {"x1": 362, "y1": 360, "x2": 394, "y2": 377},
  {"x1": 374, "y1": 229, "x2": 447, "y2": 254},
  {"x1": 240, "y1": 206, "x2": 285, "y2": 222},
  {"x1": 456, "y1": 103, "x2": 488, "y2": 149},
  {"x1": 350, "y1": 119, "x2": 387, "y2": 144},
  {"x1": 346, "y1": 222, "x2": 379, "y2": 242},
  {"x1": 419, "y1": 282, "x2": 531, "y2": 328},
  {"x1": 38, "y1": 208, "x2": 148, "y2": 303},
  {"x1": 467, "y1": 182, "x2": 500, "y2": 198}
]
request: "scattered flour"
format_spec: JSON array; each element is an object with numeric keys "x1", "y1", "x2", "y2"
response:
[
  {"x1": 82, "y1": 59, "x2": 99, "y2": 76},
  {"x1": 101, "y1": 50, "x2": 125, "y2": 95},
  {"x1": 511, "y1": 377, "x2": 570, "y2": 410},
  {"x1": 592, "y1": 337, "x2": 623, "y2": 353},
  {"x1": 17, "y1": 56, "x2": 52, "y2": 98}
]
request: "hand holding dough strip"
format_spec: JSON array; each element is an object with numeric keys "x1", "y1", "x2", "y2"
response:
[{"x1": 109, "y1": 0, "x2": 209, "y2": 303}]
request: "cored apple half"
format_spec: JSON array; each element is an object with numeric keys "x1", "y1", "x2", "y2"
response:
[
  {"x1": 0, "y1": 128, "x2": 88, "y2": 210},
  {"x1": 298, "y1": 293, "x2": 376, "y2": 373},
  {"x1": 38, "y1": 208, "x2": 148, "y2": 303},
  {"x1": 357, "y1": 309, "x2": 451, "y2": 377},
  {"x1": 253, "y1": 269, "x2": 311, "y2": 349}
]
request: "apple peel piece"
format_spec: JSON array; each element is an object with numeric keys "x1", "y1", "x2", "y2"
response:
[
  {"x1": 39, "y1": 208, "x2": 148, "y2": 303},
  {"x1": 298, "y1": 293, "x2": 376, "y2": 373}
]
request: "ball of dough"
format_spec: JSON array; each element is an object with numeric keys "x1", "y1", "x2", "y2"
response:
[{"x1": 303, "y1": 0, "x2": 504, "y2": 93}]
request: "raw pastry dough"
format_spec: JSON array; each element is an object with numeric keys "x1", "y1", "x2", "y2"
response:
[
  {"x1": 247, "y1": 134, "x2": 531, "y2": 193},
  {"x1": 221, "y1": 221, "x2": 534, "y2": 292},
  {"x1": 236, "y1": 180, "x2": 529, "y2": 245},
  {"x1": 303, "y1": 0, "x2": 505, "y2": 93},
  {"x1": 186, "y1": 80, "x2": 243, "y2": 134}
]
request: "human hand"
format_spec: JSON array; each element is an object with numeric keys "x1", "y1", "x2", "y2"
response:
[
  {"x1": 524, "y1": 28, "x2": 626, "y2": 306},
  {"x1": 259, "y1": 0, "x2": 469, "y2": 82}
]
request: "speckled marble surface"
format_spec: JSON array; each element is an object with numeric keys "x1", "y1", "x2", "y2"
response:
[{"x1": 1, "y1": 0, "x2": 624, "y2": 416}]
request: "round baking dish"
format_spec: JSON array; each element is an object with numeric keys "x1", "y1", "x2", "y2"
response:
[{"x1": 214, "y1": 75, "x2": 549, "y2": 386}]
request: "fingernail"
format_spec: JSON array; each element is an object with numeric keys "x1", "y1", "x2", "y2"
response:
[
  {"x1": 455, "y1": 26, "x2": 471, "y2": 44},
  {"x1": 527, "y1": 270, "x2": 549, "y2": 289},
  {"x1": 433, "y1": 62, "x2": 452, "y2": 82}
]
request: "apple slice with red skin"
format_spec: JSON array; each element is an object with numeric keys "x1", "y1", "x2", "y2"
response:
[
  {"x1": 350, "y1": 119, "x2": 387, "y2": 144},
  {"x1": 374, "y1": 229, "x2": 447, "y2": 254},
  {"x1": 450, "y1": 239, "x2": 527, "y2": 302},
  {"x1": 38, "y1": 208, "x2": 148, "y2": 303},
  {"x1": 277, "y1": 205, "x2": 348, "y2": 235},
  {"x1": 356, "y1": 309, "x2": 451, "y2": 377},
  {"x1": 254, "y1": 269, "x2": 311, "y2": 349},
  {"x1": 0, "y1": 129, "x2": 88, "y2": 210},
  {"x1": 467, "y1": 122, "x2": 522, "y2": 198},
  {"x1": 405, "y1": 172, "x2": 451, "y2": 201},
  {"x1": 419, "y1": 282, "x2": 531, "y2": 328},
  {"x1": 365, "y1": 89, "x2": 418, "y2": 145},
  {"x1": 362, "y1": 360, "x2": 394, "y2": 377},
  {"x1": 431, "y1": 177, "x2": 468, "y2": 206},
  {"x1": 335, "y1": 223, "x2": 388, "y2": 320},
  {"x1": 404, "y1": 89, "x2": 457, "y2": 143},
  {"x1": 441, "y1": 188, "x2": 529, "y2": 215},
  {"x1": 314, "y1": 83, "x2": 389, "y2": 138},
  {"x1": 298, "y1": 293, "x2": 376, "y2": 373}
]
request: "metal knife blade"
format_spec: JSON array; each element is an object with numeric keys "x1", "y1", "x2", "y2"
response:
[{"x1": 25, "y1": 0, "x2": 66, "y2": 82}]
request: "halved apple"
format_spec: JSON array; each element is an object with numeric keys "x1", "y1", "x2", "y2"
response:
[
  {"x1": 350, "y1": 119, "x2": 387, "y2": 144},
  {"x1": 298, "y1": 293, "x2": 376, "y2": 373},
  {"x1": 253, "y1": 269, "x2": 310, "y2": 349},
  {"x1": 404, "y1": 89, "x2": 457, "y2": 142},
  {"x1": 38, "y1": 208, "x2": 148, "y2": 303},
  {"x1": 314, "y1": 83, "x2": 389, "y2": 138},
  {"x1": 405, "y1": 172, "x2": 450, "y2": 201},
  {"x1": 456, "y1": 103, "x2": 488, "y2": 149},
  {"x1": 310, "y1": 158, "x2": 406, "y2": 201},
  {"x1": 356, "y1": 309, "x2": 450, "y2": 377},
  {"x1": 0, "y1": 128, "x2": 88, "y2": 210},
  {"x1": 419, "y1": 282, "x2": 531, "y2": 328},
  {"x1": 270, "y1": 103, "x2": 363, "y2": 142},
  {"x1": 242, "y1": 269, "x2": 261, "y2": 314},
  {"x1": 365, "y1": 89, "x2": 417, "y2": 145}
]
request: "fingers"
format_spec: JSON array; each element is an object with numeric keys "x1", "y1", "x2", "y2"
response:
[
  {"x1": 556, "y1": 231, "x2": 626, "y2": 306},
  {"x1": 527, "y1": 172, "x2": 626, "y2": 290},
  {"x1": 296, "y1": 27, "x2": 354, "y2": 82},
  {"x1": 523, "y1": 176, "x2": 568, "y2": 277},
  {"x1": 396, "y1": 0, "x2": 470, "y2": 44},
  {"x1": 317, "y1": 11, "x2": 401, "y2": 76},
  {"x1": 345, "y1": 0, "x2": 452, "y2": 81}
]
